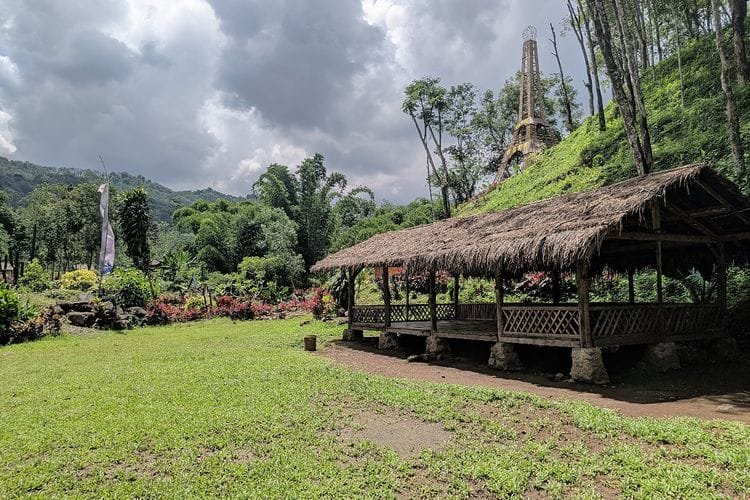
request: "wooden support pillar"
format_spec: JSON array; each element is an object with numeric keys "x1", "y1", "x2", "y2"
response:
[
  {"x1": 651, "y1": 200, "x2": 664, "y2": 305},
  {"x1": 382, "y1": 266, "x2": 391, "y2": 328},
  {"x1": 347, "y1": 267, "x2": 357, "y2": 330},
  {"x1": 453, "y1": 274, "x2": 460, "y2": 319},
  {"x1": 428, "y1": 270, "x2": 437, "y2": 332},
  {"x1": 627, "y1": 268, "x2": 636, "y2": 304},
  {"x1": 404, "y1": 267, "x2": 411, "y2": 321},
  {"x1": 576, "y1": 260, "x2": 593, "y2": 348},
  {"x1": 495, "y1": 269, "x2": 505, "y2": 340},
  {"x1": 717, "y1": 243, "x2": 727, "y2": 331},
  {"x1": 551, "y1": 268, "x2": 561, "y2": 305}
]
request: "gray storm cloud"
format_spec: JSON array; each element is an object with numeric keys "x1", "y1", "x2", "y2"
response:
[{"x1": 0, "y1": 0, "x2": 580, "y2": 202}]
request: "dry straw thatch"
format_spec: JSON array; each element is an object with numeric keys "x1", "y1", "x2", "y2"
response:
[{"x1": 312, "y1": 164, "x2": 750, "y2": 275}]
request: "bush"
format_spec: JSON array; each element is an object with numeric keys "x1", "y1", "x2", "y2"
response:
[
  {"x1": 0, "y1": 284, "x2": 43, "y2": 345},
  {"x1": 145, "y1": 299, "x2": 182, "y2": 325},
  {"x1": 214, "y1": 295, "x2": 254, "y2": 320},
  {"x1": 61, "y1": 269, "x2": 99, "y2": 291},
  {"x1": 184, "y1": 294, "x2": 207, "y2": 310},
  {"x1": 18, "y1": 259, "x2": 50, "y2": 292},
  {"x1": 103, "y1": 268, "x2": 153, "y2": 308}
]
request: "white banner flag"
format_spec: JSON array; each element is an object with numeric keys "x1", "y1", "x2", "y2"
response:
[{"x1": 98, "y1": 183, "x2": 115, "y2": 274}]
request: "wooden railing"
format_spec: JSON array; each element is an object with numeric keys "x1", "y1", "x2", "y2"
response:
[{"x1": 352, "y1": 302, "x2": 722, "y2": 345}]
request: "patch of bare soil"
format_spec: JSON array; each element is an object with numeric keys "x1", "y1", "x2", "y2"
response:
[
  {"x1": 319, "y1": 340, "x2": 750, "y2": 424},
  {"x1": 337, "y1": 411, "x2": 452, "y2": 458},
  {"x1": 105, "y1": 450, "x2": 169, "y2": 480}
]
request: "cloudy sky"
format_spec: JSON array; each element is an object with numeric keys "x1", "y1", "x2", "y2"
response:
[{"x1": 0, "y1": 0, "x2": 587, "y2": 202}]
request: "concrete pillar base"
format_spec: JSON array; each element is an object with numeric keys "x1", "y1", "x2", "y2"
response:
[
  {"x1": 425, "y1": 336, "x2": 451, "y2": 357},
  {"x1": 342, "y1": 329, "x2": 364, "y2": 341},
  {"x1": 709, "y1": 337, "x2": 739, "y2": 362},
  {"x1": 642, "y1": 342, "x2": 681, "y2": 372},
  {"x1": 570, "y1": 347, "x2": 609, "y2": 385},
  {"x1": 378, "y1": 331, "x2": 399, "y2": 350},
  {"x1": 488, "y1": 342, "x2": 523, "y2": 371}
]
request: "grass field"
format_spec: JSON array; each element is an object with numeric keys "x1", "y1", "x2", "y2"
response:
[{"x1": 1, "y1": 319, "x2": 749, "y2": 498}]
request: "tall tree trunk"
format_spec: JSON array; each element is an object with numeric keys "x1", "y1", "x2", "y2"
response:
[
  {"x1": 581, "y1": 0, "x2": 606, "y2": 130},
  {"x1": 712, "y1": 0, "x2": 746, "y2": 180},
  {"x1": 650, "y1": 0, "x2": 663, "y2": 62},
  {"x1": 409, "y1": 112, "x2": 451, "y2": 218},
  {"x1": 568, "y1": 0, "x2": 595, "y2": 117},
  {"x1": 729, "y1": 0, "x2": 750, "y2": 84},
  {"x1": 589, "y1": 0, "x2": 649, "y2": 175},
  {"x1": 614, "y1": 0, "x2": 654, "y2": 169},
  {"x1": 550, "y1": 23, "x2": 575, "y2": 133}
]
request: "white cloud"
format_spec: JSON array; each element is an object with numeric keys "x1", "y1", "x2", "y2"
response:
[{"x1": 0, "y1": 110, "x2": 17, "y2": 155}]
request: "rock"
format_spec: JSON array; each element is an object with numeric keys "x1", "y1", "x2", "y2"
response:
[
  {"x1": 58, "y1": 301, "x2": 94, "y2": 313},
  {"x1": 642, "y1": 342, "x2": 681, "y2": 372},
  {"x1": 709, "y1": 337, "x2": 739, "y2": 362},
  {"x1": 676, "y1": 342, "x2": 707, "y2": 365},
  {"x1": 570, "y1": 347, "x2": 609, "y2": 385},
  {"x1": 299, "y1": 320, "x2": 311, "y2": 326},
  {"x1": 488, "y1": 342, "x2": 523, "y2": 371},
  {"x1": 425, "y1": 336, "x2": 451, "y2": 357},
  {"x1": 716, "y1": 403, "x2": 737, "y2": 412},
  {"x1": 407, "y1": 353, "x2": 432, "y2": 363},
  {"x1": 342, "y1": 329, "x2": 363, "y2": 341},
  {"x1": 112, "y1": 319, "x2": 129, "y2": 330},
  {"x1": 336, "y1": 318, "x2": 348, "y2": 325},
  {"x1": 378, "y1": 332, "x2": 399, "y2": 350},
  {"x1": 52, "y1": 305, "x2": 65, "y2": 316},
  {"x1": 553, "y1": 372, "x2": 566, "y2": 382},
  {"x1": 67, "y1": 311, "x2": 95, "y2": 327},
  {"x1": 128, "y1": 307, "x2": 147, "y2": 318}
]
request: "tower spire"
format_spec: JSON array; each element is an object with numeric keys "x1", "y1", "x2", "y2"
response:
[{"x1": 498, "y1": 26, "x2": 558, "y2": 179}]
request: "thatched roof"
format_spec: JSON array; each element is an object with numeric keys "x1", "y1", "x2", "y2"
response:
[{"x1": 312, "y1": 164, "x2": 750, "y2": 275}]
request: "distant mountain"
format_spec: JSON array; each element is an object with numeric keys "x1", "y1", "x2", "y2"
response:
[{"x1": 0, "y1": 156, "x2": 247, "y2": 221}]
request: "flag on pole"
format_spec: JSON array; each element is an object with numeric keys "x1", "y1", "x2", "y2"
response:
[{"x1": 98, "y1": 183, "x2": 115, "y2": 274}]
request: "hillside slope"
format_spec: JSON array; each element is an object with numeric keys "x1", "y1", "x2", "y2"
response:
[
  {"x1": 0, "y1": 156, "x2": 244, "y2": 221},
  {"x1": 459, "y1": 32, "x2": 749, "y2": 215}
]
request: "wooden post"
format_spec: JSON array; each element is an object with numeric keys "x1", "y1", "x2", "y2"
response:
[
  {"x1": 627, "y1": 268, "x2": 636, "y2": 304},
  {"x1": 652, "y1": 200, "x2": 664, "y2": 305},
  {"x1": 404, "y1": 267, "x2": 411, "y2": 321},
  {"x1": 347, "y1": 267, "x2": 357, "y2": 330},
  {"x1": 717, "y1": 243, "x2": 727, "y2": 332},
  {"x1": 495, "y1": 269, "x2": 505, "y2": 340},
  {"x1": 551, "y1": 268, "x2": 561, "y2": 305},
  {"x1": 428, "y1": 270, "x2": 437, "y2": 332},
  {"x1": 576, "y1": 260, "x2": 593, "y2": 348},
  {"x1": 382, "y1": 266, "x2": 391, "y2": 328},
  {"x1": 453, "y1": 274, "x2": 460, "y2": 319}
]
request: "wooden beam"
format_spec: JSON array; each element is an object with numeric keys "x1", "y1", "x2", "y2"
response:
[
  {"x1": 551, "y1": 268, "x2": 561, "y2": 305},
  {"x1": 428, "y1": 270, "x2": 437, "y2": 332},
  {"x1": 404, "y1": 267, "x2": 410, "y2": 320},
  {"x1": 607, "y1": 232, "x2": 714, "y2": 243},
  {"x1": 495, "y1": 269, "x2": 505, "y2": 340},
  {"x1": 453, "y1": 274, "x2": 460, "y2": 319},
  {"x1": 382, "y1": 266, "x2": 391, "y2": 328},
  {"x1": 663, "y1": 204, "x2": 719, "y2": 240},
  {"x1": 576, "y1": 260, "x2": 593, "y2": 348},
  {"x1": 696, "y1": 179, "x2": 750, "y2": 227},
  {"x1": 347, "y1": 267, "x2": 356, "y2": 330}
]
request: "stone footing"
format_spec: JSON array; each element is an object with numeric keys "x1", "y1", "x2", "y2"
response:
[
  {"x1": 425, "y1": 336, "x2": 451, "y2": 357},
  {"x1": 378, "y1": 332, "x2": 399, "y2": 350},
  {"x1": 342, "y1": 329, "x2": 364, "y2": 341},
  {"x1": 570, "y1": 347, "x2": 609, "y2": 385},
  {"x1": 642, "y1": 342, "x2": 681, "y2": 372},
  {"x1": 488, "y1": 342, "x2": 523, "y2": 371},
  {"x1": 709, "y1": 337, "x2": 739, "y2": 362}
]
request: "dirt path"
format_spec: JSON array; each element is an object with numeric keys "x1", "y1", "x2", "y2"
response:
[{"x1": 319, "y1": 340, "x2": 750, "y2": 424}]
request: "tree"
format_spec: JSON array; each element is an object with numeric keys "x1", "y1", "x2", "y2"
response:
[
  {"x1": 579, "y1": 0, "x2": 607, "y2": 130},
  {"x1": 568, "y1": 0, "x2": 595, "y2": 118},
  {"x1": 711, "y1": 0, "x2": 746, "y2": 181},
  {"x1": 588, "y1": 0, "x2": 652, "y2": 175},
  {"x1": 117, "y1": 188, "x2": 152, "y2": 272},
  {"x1": 252, "y1": 164, "x2": 299, "y2": 221},
  {"x1": 549, "y1": 23, "x2": 576, "y2": 133},
  {"x1": 729, "y1": 0, "x2": 750, "y2": 84},
  {"x1": 402, "y1": 78, "x2": 452, "y2": 218}
]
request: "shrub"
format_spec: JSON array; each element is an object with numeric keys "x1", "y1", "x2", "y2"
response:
[
  {"x1": 184, "y1": 295, "x2": 207, "y2": 310},
  {"x1": 145, "y1": 300, "x2": 182, "y2": 325},
  {"x1": 0, "y1": 284, "x2": 43, "y2": 345},
  {"x1": 214, "y1": 295, "x2": 254, "y2": 320},
  {"x1": 18, "y1": 259, "x2": 50, "y2": 292},
  {"x1": 0, "y1": 284, "x2": 22, "y2": 332},
  {"x1": 61, "y1": 269, "x2": 99, "y2": 291},
  {"x1": 103, "y1": 268, "x2": 153, "y2": 308}
]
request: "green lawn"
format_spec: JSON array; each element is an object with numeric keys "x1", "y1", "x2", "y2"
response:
[{"x1": 1, "y1": 319, "x2": 748, "y2": 498}]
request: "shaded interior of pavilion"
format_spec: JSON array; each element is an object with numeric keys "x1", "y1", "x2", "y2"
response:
[{"x1": 312, "y1": 164, "x2": 750, "y2": 383}]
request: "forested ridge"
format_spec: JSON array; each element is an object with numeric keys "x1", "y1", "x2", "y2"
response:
[{"x1": 0, "y1": 156, "x2": 244, "y2": 221}]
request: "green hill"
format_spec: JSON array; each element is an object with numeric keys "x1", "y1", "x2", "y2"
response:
[
  {"x1": 459, "y1": 32, "x2": 750, "y2": 215},
  {"x1": 0, "y1": 156, "x2": 245, "y2": 221}
]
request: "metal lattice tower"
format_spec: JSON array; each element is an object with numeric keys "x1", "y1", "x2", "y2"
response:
[{"x1": 498, "y1": 26, "x2": 558, "y2": 179}]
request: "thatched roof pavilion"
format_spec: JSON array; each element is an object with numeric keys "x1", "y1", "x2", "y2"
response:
[
  {"x1": 313, "y1": 164, "x2": 750, "y2": 383},
  {"x1": 313, "y1": 164, "x2": 750, "y2": 276}
]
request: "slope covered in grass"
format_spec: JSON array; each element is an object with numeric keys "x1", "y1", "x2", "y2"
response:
[
  {"x1": 459, "y1": 32, "x2": 750, "y2": 215},
  {"x1": 1, "y1": 319, "x2": 748, "y2": 497}
]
